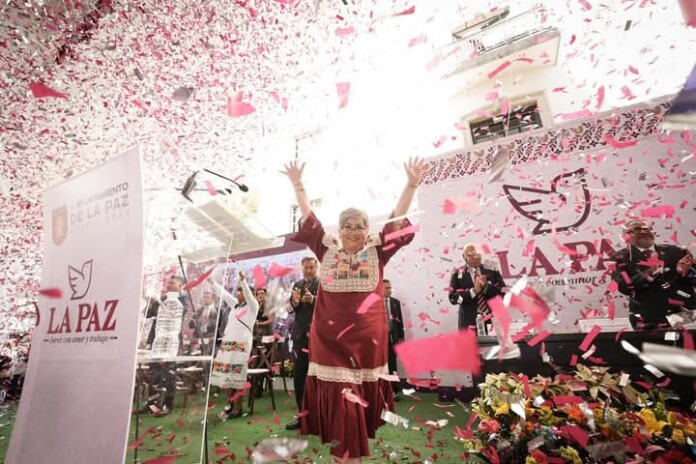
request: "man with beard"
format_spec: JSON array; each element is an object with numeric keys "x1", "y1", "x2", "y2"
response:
[{"x1": 610, "y1": 220, "x2": 695, "y2": 329}]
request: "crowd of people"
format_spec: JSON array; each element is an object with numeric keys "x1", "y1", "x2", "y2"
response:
[{"x1": 6, "y1": 160, "x2": 694, "y2": 463}]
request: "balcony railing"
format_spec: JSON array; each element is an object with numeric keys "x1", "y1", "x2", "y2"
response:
[{"x1": 441, "y1": 8, "x2": 559, "y2": 78}]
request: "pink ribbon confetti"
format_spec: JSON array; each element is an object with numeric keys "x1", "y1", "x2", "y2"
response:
[
  {"x1": 38, "y1": 288, "x2": 62, "y2": 298},
  {"x1": 357, "y1": 293, "x2": 381, "y2": 314},
  {"x1": 579, "y1": 325, "x2": 601, "y2": 352},
  {"x1": 30, "y1": 82, "x2": 67, "y2": 99},
  {"x1": 336, "y1": 82, "x2": 350, "y2": 109},
  {"x1": 395, "y1": 329, "x2": 481, "y2": 376}
]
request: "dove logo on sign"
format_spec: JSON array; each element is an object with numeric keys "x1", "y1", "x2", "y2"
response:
[
  {"x1": 502, "y1": 168, "x2": 591, "y2": 235},
  {"x1": 68, "y1": 259, "x2": 93, "y2": 300}
]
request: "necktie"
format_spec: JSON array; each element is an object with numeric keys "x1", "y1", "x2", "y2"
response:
[
  {"x1": 474, "y1": 270, "x2": 489, "y2": 315},
  {"x1": 385, "y1": 298, "x2": 391, "y2": 332}
]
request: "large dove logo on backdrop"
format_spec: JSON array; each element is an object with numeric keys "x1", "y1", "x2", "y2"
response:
[
  {"x1": 68, "y1": 259, "x2": 94, "y2": 300},
  {"x1": 502, "y1": 168, "x2": 591, "y2": 235}
]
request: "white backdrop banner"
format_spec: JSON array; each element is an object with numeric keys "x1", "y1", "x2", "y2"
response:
[
  {"x1": 388, "y1": 103, "x2": 695, "y2": 341},
  {"x1": 7, "y1": 147, "x2": 144, "y2": 464}
]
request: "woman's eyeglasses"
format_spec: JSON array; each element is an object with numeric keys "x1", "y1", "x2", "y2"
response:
[{"x1": 342, "y1": 225, "x2": 367, "y2": 232}]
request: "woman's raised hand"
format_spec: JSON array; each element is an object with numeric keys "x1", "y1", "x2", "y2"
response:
[
  {"x1": 404, "y1": 157, "x2": 427, "y2": 187},
  {"x1": 280, "y1": 160, "x2": 306, "y2": 185}
]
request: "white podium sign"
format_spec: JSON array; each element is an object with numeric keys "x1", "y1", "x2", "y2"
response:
[{"x1": 7, "y1": 147, "x2": 144, "y2": 464}]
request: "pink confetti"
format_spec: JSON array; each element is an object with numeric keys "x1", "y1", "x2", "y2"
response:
[
  {"x1": 408, "y1": 34, "x2": 427, "y2": 47},
  {"x1": 227, "y1": 92, "x2": 256, "y2": 117},
  {"x1": 442, "y1": 199, "x2": 456, "y2": 215},
  {"x1": 596, "y1": 85, "x2": 605, "y2": 110},
  {"x1": 527, "y1": 330, "x2": 550, "y2": 347},
  {"x1": 336, "y1": 82, "x2": 350, "y2": 109},
  {"x1": 395, "y1": 5, "x2": 415, "y2": 15},
  {"x1": 604, "y1": 135, "x2": 638, "y2": 149},
  {"x1": 252, "y1": 264, "x2": 267, "y2": 289},
  {"x1": 579, "y1": 325, "x2": 601, "y2": 351},
  {"x1": 395, "y1": 329, "x2": 481, "y2": 376},
  {"x1": 640, "y1": 205, "x2": 675, "y2": 218},
  {"x1": 143, "y1": 457, "x2": 178, "y2": 464},
  {"x1": 30, "y1": 82, "x2": 67, "y2": 99},
  {"x1": 182, "y1": 266, "x2": 215, "y2": 291},
  {"x1": 578, "y1": 0, "x2": 592, "y2": 10},
  {"x1": 335, "y1": 26, "x2": 355, "y2": 37},
  {"x1": 384, "y1": 225, "x2": 419, "y2": 242},
  {"x1": 336, "y1": 323, "x2": 356, "y2": 340},
  {"x1": 487, "y1": 61, "x2": 511, "y2": 79},
  {"x1": 204, "y1": 180, "x2": 217, "y2": 196},
  {"x1": 266, "y1": 263, "x2": 296, "y2": 278},
  {"x1": 357, "y1": 293, "x2": 381, "y2": 314},
  {"x1": 510, "y1": 288, "x2": 550, "y2": 329},
  {"x1": 682, "y1": 328, "x2": 694, "y2": 350},
  {"x1": 607, "y1": 280, "x2": 618, "y2": 293},
  {"x1": 38, "y1": 288, "x2": 62, "y2": 298},
  {"x1": 487, "y1": 296, "x2": 511, "y2": 344},
  {"x1": 342, "y1": 388, "x2": 368, "y2": 407},
  {"x1": 561, "y1": 109, "x2": 593, "y2": 120}
]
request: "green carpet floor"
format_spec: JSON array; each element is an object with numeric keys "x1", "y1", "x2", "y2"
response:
[{"x1": 1, "y1": 387, "x2": 477, "y2": 463}]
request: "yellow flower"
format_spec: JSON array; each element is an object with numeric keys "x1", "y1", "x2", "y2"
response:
[
  {"x1": 639, "y1": 409, "x2": 669, "y2": 436},
  {"x1": 672, "y1": 428, "x2": 686, "y2": 445},
  {"x1": 495, "y1": 402, "x2": 510, "y2": 416}
]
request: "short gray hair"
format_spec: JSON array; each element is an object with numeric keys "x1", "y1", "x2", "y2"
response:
[{"x1": 339, "y1": 208, "x2": 369, "y2": 229}]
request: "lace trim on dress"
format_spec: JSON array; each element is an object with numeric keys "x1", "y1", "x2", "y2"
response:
[{"x1": 307, "y1": 362, "x2": 388, "y2": 384}]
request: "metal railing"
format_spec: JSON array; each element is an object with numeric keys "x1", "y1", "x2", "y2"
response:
[{"x1": 442, "y1": 8, "x2": 558, "y2": 76}]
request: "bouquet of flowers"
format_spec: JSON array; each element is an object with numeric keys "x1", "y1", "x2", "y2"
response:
[{"x1": 458, "y1": 365, "x2": 696, "y2": 463}]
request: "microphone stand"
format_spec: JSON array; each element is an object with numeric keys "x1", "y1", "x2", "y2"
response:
[
  {"x1": 177, "y1": 256, "x2": 209, "y2": 464},
  {"x1": 202, "y1": 169, "x2": 249, "y2": 192}
]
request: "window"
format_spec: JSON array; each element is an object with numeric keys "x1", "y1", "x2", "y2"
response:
[
  {"x1": 290, "y1": 199, "x2": 323, "y2": 232},
  {"x1": 469, "y1": 102, "x2": 542, "y2": 145}
]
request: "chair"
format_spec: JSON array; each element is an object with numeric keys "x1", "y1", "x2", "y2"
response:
[
  {"x1": 270, "y1": 335, "x2": 288, "y2": 393},
  {"x1": 246, "y1": 336, "x2": 276, "y2": 414}
]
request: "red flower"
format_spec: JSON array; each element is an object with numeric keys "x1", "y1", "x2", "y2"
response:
[
  {"x1": 531, "y1": 449, "x2": 548, "y2": 464},
  {"x1": 655, "y1": 449, "x2": 692, "y2": 464},
  {"x1": 477, "y1": 419, "x2": 501, "y2": 434}
]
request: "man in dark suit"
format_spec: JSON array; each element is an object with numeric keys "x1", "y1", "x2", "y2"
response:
[
  {"x1": 610, "y1": 220, "x2": 695, "y2": 329},
  {"x1": 383, "y1": 279, "x2": 404, "y2": 399},
  {"x1": 285, "y1": 256, "x2": 319, "y2": 430},
  {"x1": 449, "y1": 245, "x2": 506, "y2": 331}
]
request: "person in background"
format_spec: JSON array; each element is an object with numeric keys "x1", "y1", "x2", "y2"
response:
[
  {"x1": 285, "y1": 256, "x2": 319, "y2": 431},
  {"x1": 610, "y1": 220, "x2": 695, "y2": 329},
  {"x1": 382, "y1": 279, "x2": 404, "y2": 400},
  {"x1": 189, "y1": 289, "x2": 218, "y2": 356},
  {"x1": 209, "y1": 270, "x2": 260, "y2": 420},
  {"x1": 281, "y1": 157, "x2": 425, "y2": 462},
  {"x1": 254, "y1": 288, "x2": 274, "y2": 340},
  {"x1": 448, "y1": 245, "x2": 506, "y2": 332},
  {"x1": 143, "y1": 275, "x2": 191, "y2": 417}
]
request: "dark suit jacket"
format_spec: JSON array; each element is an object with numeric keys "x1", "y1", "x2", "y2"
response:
[
  {"x1": 290, "y1": 278, "x2": 319, "y2": 348},
  {"x1": 611, "y1": 244, "x2": 696, "y2": 327},
  {"x1": 448, "y1": 266, "x2": 506, "y2": 329},
  {"x1": 385, "y1": 297, "x2": 404, "y2": 344}
]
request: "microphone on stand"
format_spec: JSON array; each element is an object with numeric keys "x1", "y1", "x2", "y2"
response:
[{"x1": 203, "y1": 169, "x2": 249, "y2": 192}]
